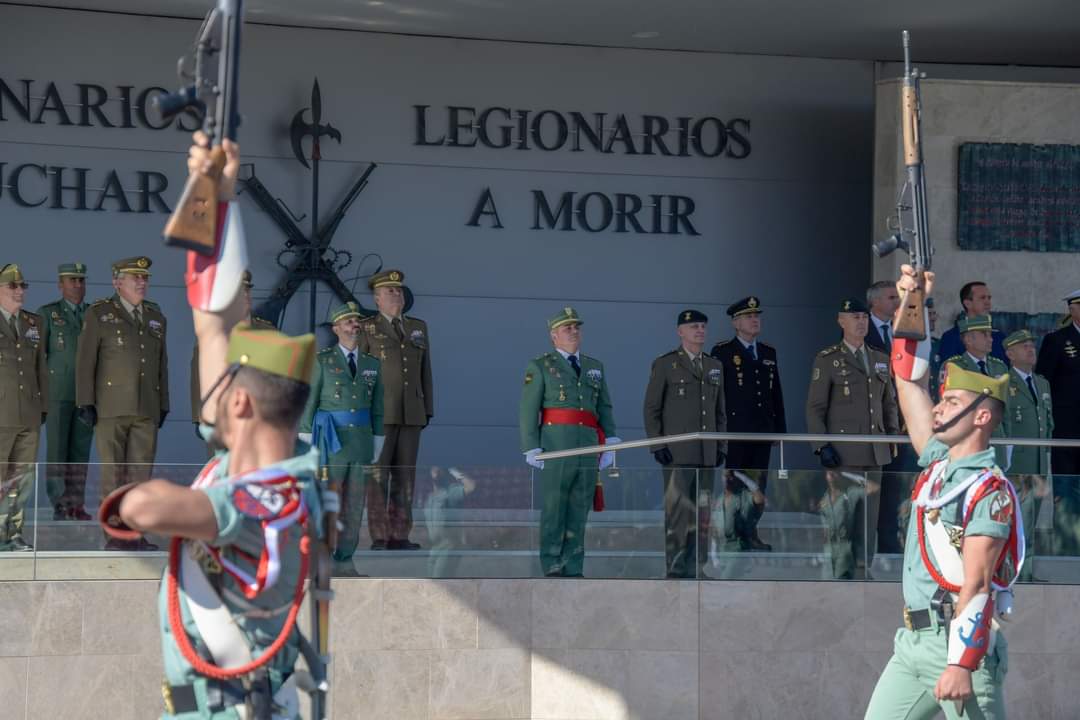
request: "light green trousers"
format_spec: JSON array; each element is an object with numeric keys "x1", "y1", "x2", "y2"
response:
[{"x1": 865, "y1": 625, "x2": 1007, "y2": 719}]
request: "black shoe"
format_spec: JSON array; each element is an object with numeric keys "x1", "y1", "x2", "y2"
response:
[
  {"x1": 370, "y1": 541, "x2": 388, "y2": 551},
  {"x1": 54, "y1": 505, "x2": 67, "y2": 521},
  {"x1": 8, "y1": 535, "x2": 33, "y2": 552},
  {"x1": 134, "y1": 537, "x2": 159, "y2": 552},
  {"x1": 388, "y1": 539, "x2": 421, "y2": 550},
  {"x1": 69, "y1": 506, "x2": 93, "y2": 521},
  {"x1": 104, "y1": 537, "x2": 133, "y2": 551},
  {"x1": 749, "y1": 537, "x2": 773, "y2": 552}
]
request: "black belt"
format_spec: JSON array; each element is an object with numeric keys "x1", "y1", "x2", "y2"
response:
[
  {"x1": 166, "y1": 679, "x2": 248, "y2": 714},
  {"x1": 903, "y1": 607, "x2": 935, "y2": 631}
]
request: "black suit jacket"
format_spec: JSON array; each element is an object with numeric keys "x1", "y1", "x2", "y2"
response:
[
  {"x1": 1036, "y1": 323, "x2": 1080, "y2": 438},
  {"x1": 865, "y1": 319, "x2": 892, "y2": 354},
  {"x1": 710, "y1": 337, "x2": 786, "y2": 434}
]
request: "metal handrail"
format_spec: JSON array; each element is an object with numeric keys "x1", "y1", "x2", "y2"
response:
[{"x1": 535, "y1": 431, "x2": 1080, "y2": 461}]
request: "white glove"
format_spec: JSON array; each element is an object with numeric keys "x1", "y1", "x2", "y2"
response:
[
  {"x1": 525, "y1": 448, "x2": 544, "y2": 469},
  {"x1": 321, "y1": 489, "x2": 341, "y2": 515},
  {"x1": 372, "y1": 435, "x2": 385, "y2": 462},
  {"x1": 598, "y1": 436, "x2": 621, "y2": 470},
  {"x1": 298, "y1": 432, "x2": 312, "y2": 444}
]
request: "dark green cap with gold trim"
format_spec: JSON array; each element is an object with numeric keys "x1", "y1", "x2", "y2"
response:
[
  {"x1": 1003, "y1": 329, "x2": 1035, "y2": 348},
  {"x1": 957, "y1": 314, "x2": 993, "y2": 334},
  {"x1": 330, "y1": 301, "x2": 363, "y2": 323},
  {"x1": 549, "y1": 306, "x2": 583, "y2": 331},
  {"x1": 58, "y1": 262, "x2": 87, "y2": 278},
  {"x1": 226, "y1": 324, "x2": 316, "y2": 386},
  {"x1": 369, "y1": 269, "x2": 405, "y2": 290},
  {"x1": 112, "y1": 256, "x2": 152, "y2": 276}
]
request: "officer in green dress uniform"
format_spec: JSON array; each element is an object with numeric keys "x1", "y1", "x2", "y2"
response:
[
  {"x1": 358, "y1": 269, "x2": 433, "y2": 550},
  {"x1": 38, "y1": 262, "x2": 93, "y2": 520},
  {"x1": 806, "y1": 297, "x2": 899, "y2": 577},
  {"x1": 866, "y1": 265, "x2": 1022, "y2": 719},
  {"x1": 643, "y1": 309, "x2": 727, "y2": 578},
  {"x1": 76, "y1": 256, "x2": 168, "y2": 550},
  {"x1": 940, "y1": 314, "x2": 1008, "y2": 468},
  {"x1": 190, "y1": 271, "x2": 274, "y2": 449},
  {"x1": 0, "y1": 264, "x2": 47, "y2": 551},
  {"x1": 1002, "y1": 329, "x2": 1053, "y2": 580},
  {"x1": 519, "y1": 307, "x2": 619, "y2": 577},
  {"x1": 299, "y1": 301, "x2": 384, "y2": 563}
]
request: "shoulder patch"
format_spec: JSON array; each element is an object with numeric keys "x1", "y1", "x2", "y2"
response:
[{"x1": 819, "y1": 345, "x2": 841, "y2": 357}]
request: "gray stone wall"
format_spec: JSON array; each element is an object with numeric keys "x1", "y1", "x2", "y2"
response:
[
  {"x1": 872, "y1": 77, "x2": 1080, "y2": 324},
  {"x1": 2, "y1": 578, "x2": 1078, "y2": 718}
]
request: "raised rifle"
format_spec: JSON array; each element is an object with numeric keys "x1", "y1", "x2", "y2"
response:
[
  {"x1": 873, "y1": 30, "x2": 931, "y2": 340},
  {"x1": 156, "y1": 0, "x2": 245, "y2": 254}
]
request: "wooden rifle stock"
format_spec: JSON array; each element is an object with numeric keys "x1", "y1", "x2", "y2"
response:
[
  {"x1": 163, "y1": 146, "x2": 226, "y2": 254},
  {"x1": 894, "y1": 270, "x2": 927, "y2": 340}
]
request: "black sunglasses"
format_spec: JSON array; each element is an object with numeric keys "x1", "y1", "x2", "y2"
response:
[{"x1": 6, "y1": 282, "x2": 29, "y2": 290}]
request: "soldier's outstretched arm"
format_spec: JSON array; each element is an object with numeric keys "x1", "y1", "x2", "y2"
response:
[
  {"x1": 187, "y1": 132, "x2": 246, "y2": 424},
  {"x1": 893, "y1": 264, "x2": 936, "y2": 456},
  {"x1": 119, "y1": 479, "x2": 217, "y2": 541}
]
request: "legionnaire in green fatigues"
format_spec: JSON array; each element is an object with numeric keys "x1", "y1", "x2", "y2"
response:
[
  {"x1": 76, "y1": 256, "x2": 168, "y2": 550},
  {"x1": 941, "y1": 314, "x2": 1008, "y2": 468},
  {"x1": 1002, "y1": 329, "x2": 1053, "y2": 580},
  {"x1": 38, "y1": 262, "x2": 93, "y2": 520},
  {"x1": 358, "y1": 269, "x2": 433, "y2": 550},
  {"x1": 300, "y1": 301, "x2": 384, "y2": 563},
  {"x1": 0, "y1": 264, "x2": 47, "y2": 551},
  {"x1": 806, "y1": 298, "x2": 899, "y2": 577},
  {"x1": 817, "y1": 470, "x2": 867, "y2": 580},
  {"x1": 643, "y1": 309, "x2": 727, "y2": 578},
  {"x1": 520, "y1": 307, "x2": 618, "y2": 577},
  {"x1": 707, "y1": 470, "x2": 766, "y2": 579},
  {"x1": 190, "y1": 271, "x2": 274, "y2": 448}
]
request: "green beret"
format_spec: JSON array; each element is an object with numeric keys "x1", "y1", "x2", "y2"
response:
[
  {"x1": 369, "y1": 269, "x2": 404, "y2": 290},
  {"x1": 957, "y1": 314, "x2": 993, "y2": 334},
  {"x1": 1003, "y1": 329, "x2": 1035, "y2": 349},
  {"x1": 678, "y1": 309, "x2": 708, "y2": 325},
  {"x1": 112, "y1": 256, "x2": 152, "y2": 276},
  {"x1": 941, "y1": 362, "x2": 1008, "y2": 403},
  {"x1": 330, "y1": 301, "x2": 363, "y2": 323},
  {"x1": 58, "y1": 262, "x2": 87, "y2": 278},
  {"x1": 549, "y1": 306, "x2": 583, "y2": 331},
  {"x1": 726, "y1": 296, "x2": 762, "y2": 318},
  {"x1": 226, "y1": 324, "x2": 316, "y2": 386},
  {"x1": 839, "y1": 297, "x2": 868, "y2": 314},
  {"x1": 0, "y1": 264, "x2": 26, "y2": 284}
]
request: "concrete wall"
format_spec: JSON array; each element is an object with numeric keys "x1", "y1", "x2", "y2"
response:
[
  {"x1": 1, "y1": 4, "x2": 876, "y2": 476},
  {"x1": 2, "y1": 578, "x2": 1078, "y2": 719},
  {"x1": 871, "y1": 76, "x2": 1080, "y2": 324}
]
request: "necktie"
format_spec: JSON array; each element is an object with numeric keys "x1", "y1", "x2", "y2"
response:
[
  {"x1": 749, "y1": 344, "x2": 757, "y2": 361},
  {"x1": 8, "y1": 315, "x2": 17, "y2": 338},
  {"x1": 393, "y1": 318, "x2": 404, "y2": 340},
  {"x1": 978, "y1": 360, "x2": 988, "y2": 375},
  {"x1": 1026, "y1": 375, "x2": 1038, "y2": 403},
  {"x1": 881, "y1": 323, "x2": 891, "y2": 346},
  {"x1": 348, "y1": 351, "x2": 357, "y2": 378},
  {"x1": 568, "y1": 354, "x2": 581, "y2": 376},
  {"x1": 134, "y1": 306, "x2": 143, "y2": 327},
  {"x1": 693, "y1": 355, "x2": 703, "y2": 376}
]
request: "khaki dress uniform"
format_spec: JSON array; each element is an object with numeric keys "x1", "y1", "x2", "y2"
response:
[
  {"x1": 76, "y1": 258, "x2": 169, "y2": 498},
  {"x1": 644, "y1": 328, "x2": 727, "y2": 577},
  {"x1": 0, "y1": 265, "x2": 48, "y2": 550},
  {"x1": 38, "y1": 262, "x2": 93, "y2": 517},
  {"x1": 357, "y1": 270, "x2": 433, "y2": 547},
  {"x1": 806, "y1": 330, "x2": 899, "y2": 575}
]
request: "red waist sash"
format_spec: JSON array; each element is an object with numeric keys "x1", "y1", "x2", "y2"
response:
[{"x1": 541, "y1": 408, "x2": 606, "y2": 446}]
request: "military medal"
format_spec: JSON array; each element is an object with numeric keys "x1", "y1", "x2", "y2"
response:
[
  {"x1": 843, "y1": 385, "x2": 850, "y2": 396},
  {"x1": 678, "y1": 386, "x2": 686, "y2": 397},
  {"x1": 559, "y1": 386, "x2": 566, "y2": 402},
  {"x1": 733, "y1": 355, "x2": 741, "y2": 366},
  {"x1": 57, "y1": 332, "x2": 65, "y2": 350}
]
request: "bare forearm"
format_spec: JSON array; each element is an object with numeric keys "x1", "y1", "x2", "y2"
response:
[
  {"x1": 956, "y1": 534, "x2": 1006, "y2": 612},
  {"x1": 895, "y1": 375, "x2": 934, "y2": 456},
  {"x1": 119, "y1": 480, "x2": 218, "y2": 541}
]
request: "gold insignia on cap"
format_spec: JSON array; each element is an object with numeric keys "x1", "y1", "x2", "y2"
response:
[
  {"x1": 390, "y1": 271, "x2": 401, "y2": 281},
  {"x1": 76, "y1": 263, "x2": 84, "y2": 272},
  {"x1": 684, "y1": 312, "x2": 692, "y2": 321},
  {"x1": 843, "y1": 300, "x2": 851, "y2": 311},
  {"x1": 748, "y1": 297, "x2": 758, "y2": 308},
  {"x1": 564, "y1": 307, "x2": 573, "y2": 317},
  {"x1": 137, "y1": 257, "x2": 148, "y2": 268}
]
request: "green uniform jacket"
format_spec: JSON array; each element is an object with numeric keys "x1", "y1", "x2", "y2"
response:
[
  {"x1": 0, "y1": 309, "x2": 48, "y2": 426},
  {"x1": 189, "y1": 317, "x2": 275, "y2": 422},
  {"x1": 806, "y1": 343, "x2": 899, "y2": 467},
  {"x1": 1002, "y1": 368, "x2": 1053, "y2": 475},
  {"x1": 299, "y1": 346, "x2": 385, "y2": 460},
  {"x1": 519, "y1": 351, "x2": 616, "y2": 453},
  {"x1": 37, "y1": 299, "x2": 88, "y2": 405},
  {"x1": 643, "y1": 348, "x2": 726, "y2": 466},
  {"x1": 358, "y1": 314, "x2": 433, "y2": 426},
  {"x1": 76, "y1": 295, "x2": 169, "y2": 419}
]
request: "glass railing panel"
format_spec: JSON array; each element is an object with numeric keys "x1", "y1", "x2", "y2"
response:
[{"x1": 0, "y1": 461, "x2": 37, "y2": 580}]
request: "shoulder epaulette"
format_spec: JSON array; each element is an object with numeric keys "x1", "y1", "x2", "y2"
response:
[
  {"x1": 656, "y1": 349, "x2": 679, "y2": 361},
  {"x1": 21, "y1": 309, "x2": 41, "y2": 321},
  {"x1": 143, "y1": 300, "x2": 161, "y2": 310},
  {"x1": 758, "y1": 340, "x2": 775, "y2": 350},
  {"x1": 945, "y1": 354, "x2": 965, "y2": 363},
  {"x1": 712, "y1": 339, "x2": 734, "y2": 351},
  {"x1": 90, "y1": 298, "x2": 111, "y2": 307},
  {"x1": 819, "y1": 344, "x2": 841, "y2": 357},
  {"x1": 317, "y1": 347, "x2": 334, "y2": 356}
]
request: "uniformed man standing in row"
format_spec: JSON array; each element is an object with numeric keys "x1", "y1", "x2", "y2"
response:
[
  {"x1": 711, "y1": 296, "x2": 785, "y2": 551},
  {"x1": 644, "y1": 309, "x2": 727, "y2": 578},
  {"x1": 520, "y1": 307, "x2": 619, "y2": 577},
  {"x1": 1002, "y1": 329, "x2": 1053, "y2": 579},
  {"x1": 806, "y1": 297, "x2": 898, "y2": 577},
  {"x1": 1036, "y1": 288, "x2": 1080, "y2": 556},
  {"x1": 358, "y1": 269, "x2": 432, "y2": 550},
  {"x1": 189, "y1": 270, "x2": 274, "y2": 450},
  {"x1": 38, "y1": 262, "x2": 93, "y2": 521},
  {"x1": 76, "y1": 256, "x2": 168, "y2": 550},
  {"x1": 300, "y1": 301, "x2": 384, "y2": 562},
  {"x1": 0, "y1": 264, "x2": 47, "y2": 551},
  {"x1": 941, "y1": 314, "x2": 1008, "y2": 467}
]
